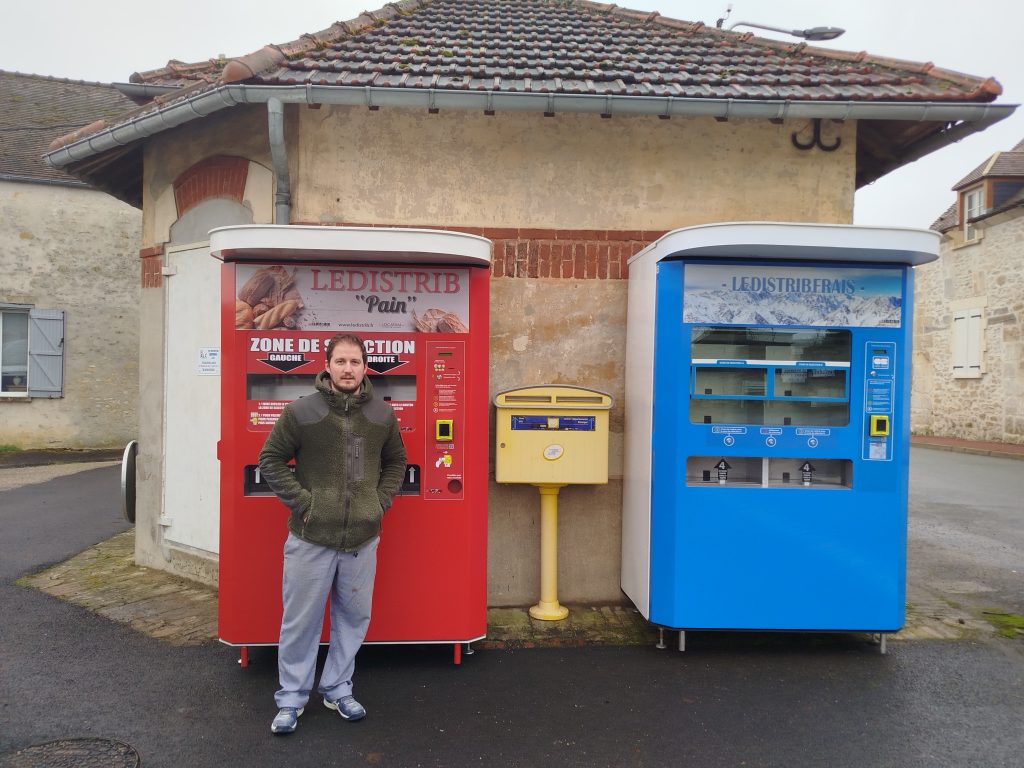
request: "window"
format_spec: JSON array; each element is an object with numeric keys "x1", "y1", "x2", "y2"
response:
[
  {"x1": 951, "y1": 302, "x2": 984, "y2": 379},
  {"x1": 963, "y1": 187, "x2": 984, "y2": 241},
  {"x1": 1, "y1": 309, "x2": 28, "y2": 395},
  {"x1": 0, "y1": 306, "x2": 65, "y2": 398}
]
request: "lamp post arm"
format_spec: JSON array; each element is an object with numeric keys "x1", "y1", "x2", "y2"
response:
[
  {"x1": 726, "y1": 21, "x2": 845, "y2": 41},
  {"x1": 726, "y1": 20, "x2": 794, "y2": 35}
]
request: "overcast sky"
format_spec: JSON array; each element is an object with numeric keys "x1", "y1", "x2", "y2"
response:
[{"x1": 3, "y1": 0, "x2": 1021, "y2": 228}]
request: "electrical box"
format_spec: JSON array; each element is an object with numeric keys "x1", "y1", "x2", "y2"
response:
[
  {"x1": 622, "y1": 222, "x2": 939, "y2": 636},
  {"x1": 494, "y1": 385, "x2": 613, "y2": 485}
]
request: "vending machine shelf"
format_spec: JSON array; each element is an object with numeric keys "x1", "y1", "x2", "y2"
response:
[{"x1": 690, "y1": 399, "x2": 849, "y2": 426}]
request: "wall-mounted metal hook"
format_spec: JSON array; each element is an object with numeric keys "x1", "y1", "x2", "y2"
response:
[{"x1": 791, "y1": 118, "x2": 841, "y2": 152}]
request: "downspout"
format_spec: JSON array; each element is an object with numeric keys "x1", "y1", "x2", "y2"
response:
[{"x1": 267, "y1": 97, "x2": 290, "y2": 225}]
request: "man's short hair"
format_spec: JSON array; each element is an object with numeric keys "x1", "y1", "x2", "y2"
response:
[{"x1": 325, "y1": 333, "x2": 367, "y2": 364}]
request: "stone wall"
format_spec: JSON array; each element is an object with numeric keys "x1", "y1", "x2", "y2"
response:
[
  {"x1": 0, "y1": 180, "x2": 140, "y2": 448},
  {"x1": 912, "y1": 210, "x2": 1024, "y2": 443}
]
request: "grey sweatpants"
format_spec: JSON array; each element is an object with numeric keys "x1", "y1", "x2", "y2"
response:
[{"x1": 275, "y1": 532, "x2": 379, "y2": 709}]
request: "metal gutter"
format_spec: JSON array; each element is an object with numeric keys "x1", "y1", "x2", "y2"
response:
[{"x1": 43, "y1": 83, "x2": 1018, "y2": 170}]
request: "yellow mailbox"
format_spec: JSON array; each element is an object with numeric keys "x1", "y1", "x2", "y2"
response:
[
  {"x1": 494, "y1": 385, "x2": 613, "y2": 485},
  {"x1": 494, "y1": 385, "x2": 614, "y2": 621}
]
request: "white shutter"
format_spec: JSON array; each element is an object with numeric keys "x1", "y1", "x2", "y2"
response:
[
  {"x1": 28, "y1": 309, "x2": 64, "y2": 397},
  {"x1": 952, "y1": 313, "x2": 968, "y2": 373},
  {"x1": 951, "y1": 307, "x2": 984, "y2": 379},
  {"x1": 965, "y1": 310, "x2": 983, "y2": 374}
]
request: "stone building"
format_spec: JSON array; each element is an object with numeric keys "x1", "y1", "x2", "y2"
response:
[
  {"x1": 912, "y1": 139, "x2": 1024, "y2": 444},
  {"x1": 44, "y1": 0, "x2": 1014, "y2": 602},
  {"x1": 0, "y1": 71, "x2": 140, "y2": 449}
]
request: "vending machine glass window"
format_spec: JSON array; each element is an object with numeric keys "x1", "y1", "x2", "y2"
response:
[
  {"x1": 247, "y1": 374, "x2": 315, "y2": 402},
  {"x1": 689, "y1": 326, "x2": 851, "y2": 427}
]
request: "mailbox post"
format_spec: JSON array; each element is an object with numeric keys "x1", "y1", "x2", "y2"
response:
[{"x1": 494, "y1": 385, "x2": 613, "y2": 620}]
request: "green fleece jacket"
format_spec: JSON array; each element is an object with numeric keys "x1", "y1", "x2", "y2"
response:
[{"x1": 258, "y1": 371, "x2": 407, "y2": 551}]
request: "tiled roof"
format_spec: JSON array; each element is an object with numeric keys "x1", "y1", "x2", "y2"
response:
[
  {"x1": 49, "y1": 0, "x2": 1011, "y2": 207},
  {"x1": 130, "y1": 0, "x2": 1002, "y2": 103},
  {"x1": 952, "y1": 158, "x2": 992, "y2": 192},
  {"x1": 930, "y1": 201, "x2": 958, "y2": 233},
  {"x1": 952, "y1": 140, "x2": 1024, "y2": 190},
  {"x1": 0, "y1": 71, "x2": 136, "y2": 184}
]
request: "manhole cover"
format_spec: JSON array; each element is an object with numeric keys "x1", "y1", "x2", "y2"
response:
[{"x1": 0, "y1": 738, "x2": 140, "y2": 768}]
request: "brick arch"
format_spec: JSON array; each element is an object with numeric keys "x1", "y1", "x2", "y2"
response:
[{"x1": 173, "y1": 155, "x2": 250, "y2": 218}]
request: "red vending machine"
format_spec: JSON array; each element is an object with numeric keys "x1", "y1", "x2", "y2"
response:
[{"x1": 212, "y1": 225, "x2": 491, "y2": 664}]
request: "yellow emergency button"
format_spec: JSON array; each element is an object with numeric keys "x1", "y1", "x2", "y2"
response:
[{"x1": 870, "y1": 414, "x2": 890, "y2": 437}]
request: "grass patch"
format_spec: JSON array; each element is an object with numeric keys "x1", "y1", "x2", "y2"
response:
[
  {"x1": 0, "y1": 444, "x2": 20, "y2": 452},
  {"x1": 981, "y1": 611, "x2": 1024, "y2": 639}
]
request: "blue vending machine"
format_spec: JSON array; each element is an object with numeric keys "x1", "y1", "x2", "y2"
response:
[{"x1": 621, "y1": 223, "x2": 938, "y2": 646}]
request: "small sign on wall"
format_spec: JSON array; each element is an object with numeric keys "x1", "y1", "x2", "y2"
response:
[{"x1": 198, "y1": 347, "x2": 221, "y2": 376}]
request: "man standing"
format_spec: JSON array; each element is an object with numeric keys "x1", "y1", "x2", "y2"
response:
[{"x1": 259, "y1": 333, "x2": 407, "y2": 734}]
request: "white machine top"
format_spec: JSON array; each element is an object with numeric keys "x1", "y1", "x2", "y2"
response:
[
  {"x1": 630, "y1": 222, "x2": 940, "y2": 267},
  {"x1": 209, "y1": 224, "x2": 492, "y2": 266}
]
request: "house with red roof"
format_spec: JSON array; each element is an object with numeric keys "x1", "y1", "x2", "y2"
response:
[
  {"x1": 913, "y1": 138, "x2": 1024, "y2": 444},
  {"x1": 0, "y1": 71, "x2": 140, "y2": 449},
  {"x1": 43, "y1": 0, "x2": 1015, "y2": 602}
]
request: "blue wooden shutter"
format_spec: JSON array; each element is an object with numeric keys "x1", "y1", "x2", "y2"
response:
[{"x1": 28, "y1": 309, "x2": 64, "y2": 397}]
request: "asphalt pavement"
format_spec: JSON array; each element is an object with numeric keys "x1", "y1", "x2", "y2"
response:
[
  {"x1": 1, "y1": 455, "x2": 1023, "y2": 767},
  {"x1": 908, "y1": 448, "x2": 1024, "y2": 616}
]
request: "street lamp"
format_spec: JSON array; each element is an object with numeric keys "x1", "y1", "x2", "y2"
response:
[
  {"x1": 713, "y1": 5, "x2": 845, "y2": 41},
  {"x1": 726, "y1": 21, "x2": 845, "y2": 41}
]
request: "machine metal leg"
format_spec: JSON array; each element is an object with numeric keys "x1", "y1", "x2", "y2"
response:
[
  {"x1": 238, "y1": 646, "x2": 249, "y2": 668},
  {"x1": 464, "y1": 642, "x2": 475, "y2": 656},
  {"x1": 656, "y1": 628, "x2": 666, "y2": 649},
  {"x1": 678, "y1": 630, "x2": 686, "y2": 652}
]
